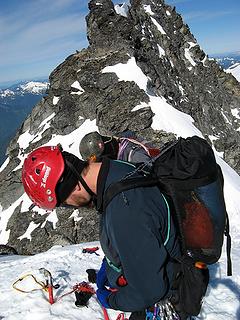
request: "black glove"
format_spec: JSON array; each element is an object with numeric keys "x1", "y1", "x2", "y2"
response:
[
  {"x1": 86, "y1": 269, "x2": 97, "y2": 283},
  {"x1": 75, "y1": 291, "x2": 93, "y2": 307}
]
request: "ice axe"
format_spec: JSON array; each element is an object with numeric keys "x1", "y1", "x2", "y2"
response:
[{"x1": 39, "y1": 268, "x2": 59, "y2": 304}]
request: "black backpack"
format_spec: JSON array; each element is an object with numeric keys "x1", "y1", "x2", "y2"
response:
[
  {"x1": 101, "y1": 136, "x2": 232, "y2": 317},
  {"x1": 102, "y1": 136, "x2": 232, "y2": 276}
]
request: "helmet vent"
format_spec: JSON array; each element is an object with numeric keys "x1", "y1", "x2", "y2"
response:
[{"x1": 35, "y1": 168, "x2": 41, "y2": 175}]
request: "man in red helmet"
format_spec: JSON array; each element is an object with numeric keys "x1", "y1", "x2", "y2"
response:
[
  {"x1": 22, "y1": 145, "x2": 181, "y2": 320},
  {"x1": 22, "y1": 145, "x2": 96, "y2": 210}
]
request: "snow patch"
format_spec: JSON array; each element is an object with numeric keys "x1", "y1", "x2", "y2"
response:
[
  {"x1": 157, "y1": 44, "x2": 165, "y2": 57},
  {"x1": 20, "y1": 81, "x2": 48, "y2": 94},
  {"x1": 114, "y1": 3, "x2": 129, "y2": 18},
  {"x1": 41, "y1": 210, "x2": 58, "y2": 229},
  {"x1": 0, "y1": 89, "x2": 14, "y2": 97},
  {"x1": 221, "y1": 111, "x2": 231, "y2": 125},
  {"x1": 71, "y1": 81, "x2": 84, "y2": 91},
  {"x1": 18, "y1": 222, "x2": 41, "y2": 241},
  {"x1": 0, "y1": 157, "x2": 9, "y2": 173},
  {"x1": 184, "y1": 48, "x2": 196, "y2": 67},
  {"x1": 178, "y1": 84, "x2": 185, "y2": 95},
  {"x1": 17, "y1": 130, "x2": 35, "y2": 150},
  {"x1": 0, "y1": 194, "x2": 26, "y2": 243},
  {"x1": 69, "y1": 209, "x2": 83, "y2": 222},
  {"x1": 202, "y1": 56, "x2": 208, "y2": 66},
  {"x1": 102, "y1": 56, "x2": 203, "y2": 138},
  {"x1": 231, "y1": 108, "x2": 240, "y2": 119},
  {"x1": 208, "y1": 135, "x2": 224, "y2": 158},
  {"x1": 143, "y1": 5, "x2": 154, "y2": 16},
  {"x1": 32, "y1": 112, "x2": 56, "y2": 142},
  {"x1": 53, "y1": 96, "x2": 60, "y2": 105},
  {"x1": 184, "y1": 42, "x2": 197, "y2": 67},
  {"x1": 102, "y1": 57, "x2": 148, "y2": 91},
  {"x1": 131, "y1": 102, "x2": 149, "y2": 112},
  {"x1": 14, "y1": 113, "x2": 56, "y2": 171},
  {"x1": 225, "y1": 63, "x2": 240, "y2": 82},
  {"x1": 151, "y1": 17, "x2": 166, "y2": 34},
  {"x1": 71, "y1": 81, "x2": 85, "y2": 95}
]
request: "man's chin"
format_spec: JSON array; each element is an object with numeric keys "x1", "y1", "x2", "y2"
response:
[{"x1": 78, "y1": 199, "x2": 94, "y2": 209}]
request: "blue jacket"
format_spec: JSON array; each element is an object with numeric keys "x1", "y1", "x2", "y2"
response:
[{"x1": 97, "y1": 158, "x2": 181, "y2": 312}]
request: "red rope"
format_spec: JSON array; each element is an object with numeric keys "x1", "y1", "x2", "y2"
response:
[
  {"x1": 56, "y1": 281, "x2": 95, "y2": 302},
  {"x1": 73, "y1": 281, "x2": 95, "y2": 294}
]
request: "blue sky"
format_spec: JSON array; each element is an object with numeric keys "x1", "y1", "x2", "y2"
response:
[{"x1": 0, "y1": 0, "x2": 239, "y2": 87}]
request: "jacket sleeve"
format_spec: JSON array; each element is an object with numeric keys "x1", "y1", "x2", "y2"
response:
[{"x1": 106, "y1": 188, "x2": 171, "y2": 312}]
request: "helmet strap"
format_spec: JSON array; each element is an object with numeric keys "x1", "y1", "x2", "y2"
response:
[{"x1": 65, "y1": 160, "x2": 96, "y2": 198}]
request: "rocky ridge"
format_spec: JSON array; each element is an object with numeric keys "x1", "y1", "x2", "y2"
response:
[{"x1": 0, "y1": 0, "x2": 240, "y2": 255}]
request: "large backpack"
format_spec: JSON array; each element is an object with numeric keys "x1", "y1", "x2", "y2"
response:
[{"x1": 102, "y1": 135, "x2": 232, "y2": 276}]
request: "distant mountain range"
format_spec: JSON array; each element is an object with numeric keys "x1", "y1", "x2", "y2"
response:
[
  {"x1": 210, "y1": 52, "x2": 240, "y2": 83},
  {"x1": 0, "y1": 80, "x2": 48, "y2": 165},
  {"x1": 211, "y1": 51, "x2": 240, "y2": 69}
]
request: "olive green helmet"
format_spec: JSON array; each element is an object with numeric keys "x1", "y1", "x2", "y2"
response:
[{"x1": 79, "y1": 131, "x2": 118, "y2": 161}]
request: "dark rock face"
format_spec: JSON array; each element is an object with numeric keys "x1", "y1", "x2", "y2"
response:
[
  {"x1": 0, "y1": 0, "x2": 239, "y2": 255},
  {"x1": 0, "y1": 244, "x2": 18, "y2": 255}
]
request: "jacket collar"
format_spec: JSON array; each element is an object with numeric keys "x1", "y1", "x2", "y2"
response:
[{"x1": 96, "y1": 157, "x2": 110, "y2": 211}]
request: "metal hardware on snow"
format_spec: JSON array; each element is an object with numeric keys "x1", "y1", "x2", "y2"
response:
[
  {"x1": 39, "y1": 268, "x2": 55, "y2": 304},
  {"x1": 146, "y1": 300, "x2": 180, "y2": 320}
]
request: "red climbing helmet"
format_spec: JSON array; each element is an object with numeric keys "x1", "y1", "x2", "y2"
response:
[{"x1": 22, "y1": 146, "x2": 65, "y2": 210}]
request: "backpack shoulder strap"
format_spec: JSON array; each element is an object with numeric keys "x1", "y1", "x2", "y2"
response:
[
  {"x1": 102, "y1": 175, "x2": 172, "y2": 247},
  {"x1": 102, "y1": 176, "x2": 158, "y2": 212}
]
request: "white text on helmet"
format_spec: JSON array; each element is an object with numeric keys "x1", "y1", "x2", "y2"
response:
[{"x1": 41, "y1": 166, "x2": 51, "y2": 188}]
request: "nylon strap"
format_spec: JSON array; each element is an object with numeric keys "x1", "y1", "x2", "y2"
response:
[
  {"x1": 12, "y1": 274, "x2": 47, "y2": 293},
  {"x1": 65, "y1": 160, "x2": 95, "y2": 197}
]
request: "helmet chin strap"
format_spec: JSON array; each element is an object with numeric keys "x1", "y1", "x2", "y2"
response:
[{"x1": 65, "y1": 160, "x2": 96, "y2": 198}]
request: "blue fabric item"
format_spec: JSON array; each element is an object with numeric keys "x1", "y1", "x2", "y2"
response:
[
  {"x1": 96, "y1": 288, "x2": 111, "y2": 308},
  {"x1": 97, "y1": 258, "x2": 108, "y2": 289},
  {"x1": 97, "y1": 158, "x2": 181, "y2": 311}
]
